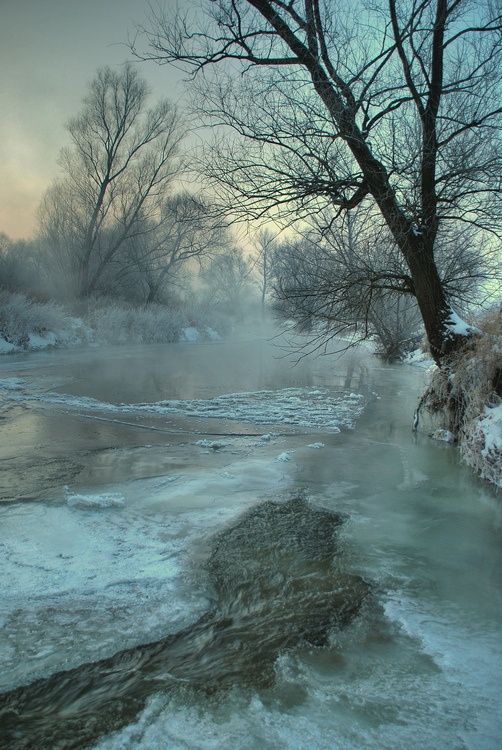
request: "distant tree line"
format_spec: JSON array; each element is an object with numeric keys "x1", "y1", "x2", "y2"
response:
[{"x1": 0, "y1": 65, "x2": 260, "y2": 324}]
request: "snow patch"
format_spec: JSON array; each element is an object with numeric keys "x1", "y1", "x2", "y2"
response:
[
  {"x1": 65, "y1": 486, "x2": 126, "y2": 509},
  {"x1": 194, "y1": 440, "x2": 227, "y2": 450},
  {"x1": 444, "y1": 310, "x2": 480, "y2": 338},
  {"x1": 181, "y1": 327, "x2": 201, "y2": 342},
  {"x1": 404, "y1": 349, "x2": 435, "y2": 369},
  {"x1": 479, "y1": 403, "x2": 502, "y2": 455},
  {"x1": 28, "y1": 332, "x2": 59, "y2": 349},
  {"x1": 276, "y1": 451, "x2": 292, "y2": 462},
  {"x1": 430, "y1": 429, "x2": 456, "y2": 443},
  {"x1": 0, "y1": 338, "x2": 17, "y2": 353},
  {"x1": 205, "y1": 327, "x2": 221, "y2": 341}
]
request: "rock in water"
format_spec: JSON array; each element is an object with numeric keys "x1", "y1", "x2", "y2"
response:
[{"x1": 0, "y1": 497, "x2": 369, "y2": 749}]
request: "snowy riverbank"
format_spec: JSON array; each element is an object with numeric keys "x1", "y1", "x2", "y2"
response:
[{"x1": 0, "y1": 291, "x2": 224, "y2": 355}]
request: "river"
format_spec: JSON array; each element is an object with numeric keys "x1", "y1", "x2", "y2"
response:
[{"x1": 0, "y1": 335, "x2": 501, "y2": 749}]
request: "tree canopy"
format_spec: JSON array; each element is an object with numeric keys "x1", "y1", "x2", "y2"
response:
[{"x1": 135, "y1": 0, "x2": 502, "y2": 364}]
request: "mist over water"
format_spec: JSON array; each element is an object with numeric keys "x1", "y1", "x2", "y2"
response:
[{"x1": 1, "y1": 333, "x2": 501, "y2": 749}]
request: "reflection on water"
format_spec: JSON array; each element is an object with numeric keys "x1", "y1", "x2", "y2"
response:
[
  {"x1": 0, "y1": 337, "x2": 369, "y2": 404},
  {"x1": 0, "y1": 339, "x2": 371, "y2": 502}
]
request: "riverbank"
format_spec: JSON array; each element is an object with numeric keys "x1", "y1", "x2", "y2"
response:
[{"x1": 0, "y1": 291, "x2": 225, "y2": 354}]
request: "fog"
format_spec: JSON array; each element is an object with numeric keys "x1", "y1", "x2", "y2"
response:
[
  {"x1": 1, "y1": 335, "x2": 501, "y2": 749},
  {"x1": 1, "y1": 0, "x2": 183, "y2": 240}
]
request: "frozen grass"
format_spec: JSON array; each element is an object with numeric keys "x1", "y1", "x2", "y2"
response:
[
  {"x1": 456, "y1": 310, "x2": 502, "y2": 488},
  {"x1": 420, "y1": 307, "x2": 502, "y2": 488},
  {"x1": 84, "y1": 300, "x2": 186, "y2": 345}
]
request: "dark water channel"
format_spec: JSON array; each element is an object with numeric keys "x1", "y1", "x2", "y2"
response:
[{"x1": 0, "y1": 336, "x2": 501, "y2": 749}]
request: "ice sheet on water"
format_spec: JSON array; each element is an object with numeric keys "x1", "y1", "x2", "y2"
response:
[
  {"x1": 383, "y1": 592, "x2": 502, "y2": 747},
  {"x1": 0, "y1": 494, "x2": 216, "y2": 690},
  {"x1": 0, "y1": 444, "x2": 297, "y2": 691},
  {"x1": 0, "y1": 377, "x2": 25, "y2": 390},
  {"x1": 4, "y1": 385, "x2": 367, "y2": 431}
]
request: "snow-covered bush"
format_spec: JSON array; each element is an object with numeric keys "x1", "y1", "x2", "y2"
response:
[
  {"x1": 0, "y1": 292, "x2": 227, "y2": 354},
  {"x1": 83, "y1": 299, "x2": 187, "y2": 344},
  {"x1": 183, "y1": 298, "x2": 232, "y2": 338},
  {"x1": 0, "y1": 290, "x2": 84, "y2": 351},
  {"x1": 80, "y1": 297, "x2": 226, "y2": 345},
  {"x1": 419, "y1": 307, "x2": 502, "y2": 488}
]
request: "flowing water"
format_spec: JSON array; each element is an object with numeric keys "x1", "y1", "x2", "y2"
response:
[{"x1": 0, "y1": 335, "x2": 501, "y2": 749}]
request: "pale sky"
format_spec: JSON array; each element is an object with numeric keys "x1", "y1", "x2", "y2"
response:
[{"x1": 0, "y1": 0, "x2": 184, "y2": 239}]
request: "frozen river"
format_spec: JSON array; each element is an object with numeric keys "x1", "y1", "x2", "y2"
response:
[{"x1": 0, "y1": 335, "x2": 501, "y2": 749}]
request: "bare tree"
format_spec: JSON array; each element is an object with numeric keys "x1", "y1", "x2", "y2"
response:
[
  {"x1": 271, "y1": 208, "x2": 488, "y2": 359},
  {"x1": 201, "y1": 246, "x2": 254, "y2": 319},
  {"x1": 250, "y1": 227, "x2": 278, "y2": 316},
  {"x1": 272, "y1": 229, "x2": 424, "y2": 358},
  {"x1": 0, "y1": 234, "x2": 40, "y2": 295},
  {"x1": 136, "y1": 0, "x2": 502, "y2": 365},
  {"x1": 38, "y1": 182, "x2": 86, "y2": 298},
  {"x1": 120, "y1": 194, "x2": 226, "y2": 303},
  {"x1": 39, "y1": 64, "x2": 184, "y2": 298}
]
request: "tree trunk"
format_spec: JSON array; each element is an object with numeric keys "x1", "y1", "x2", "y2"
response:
[
  {"x1": 407, "y1": 249, "x2": 450, "y2": 362},
  {"x1": 78, "y1": 253, "x2": 91, "y2": 298}
]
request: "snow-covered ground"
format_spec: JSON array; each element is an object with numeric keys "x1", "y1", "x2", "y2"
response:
[
  {"x1": 0, "y1": 325, "x2": 220, "y2": 354},
  {"x1": 405, "y1": 346, "x2": 502, "y2": 489}
]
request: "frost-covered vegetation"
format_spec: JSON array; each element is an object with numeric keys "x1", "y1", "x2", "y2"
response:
[
  {"x1": 418, "y1": 307, "x2": 502, "y2": 488},
  {"x1": 81, "y1": 297, "x2": 227, "y2": 345},
  {"x1": 0, "y1": 291, "x2": 227, "y2": 353},
  {"x1": 0, "y1": 291, "x2": 83, "y2": 352}
]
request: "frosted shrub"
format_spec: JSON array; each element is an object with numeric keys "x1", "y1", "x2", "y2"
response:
[
  {"x1": 0, "y1": 292, "x2": 227, "y2": 354},
  {"x1": 132, "y1": 304, "x2": 186, "y2": 343},
  {"x1": 84, "y1": 299, "x2": 188, "y2": 344},
  {"x1": 420, "y1": 307, "x2": 502, "y2": 488},
  {"x1": 184, "y1": 299, "x2": 231, "y2": 338},
  {"x1": 85, "y1": 302, "x2": 133, "y2": 344},
  {"x1": 0, "y1": 291, "x2": 77, "y2": 349}
]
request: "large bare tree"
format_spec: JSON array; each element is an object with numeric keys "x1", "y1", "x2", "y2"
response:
[
  {"x1": 40, "y1": 64, "x2": 184, "y2": 298},
  {"x1": 136, "y1": 0, "x2": 502, "y2": 365},
  {"x1": 270, "y1": 210, "x2": 484, "y2": 359}
]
